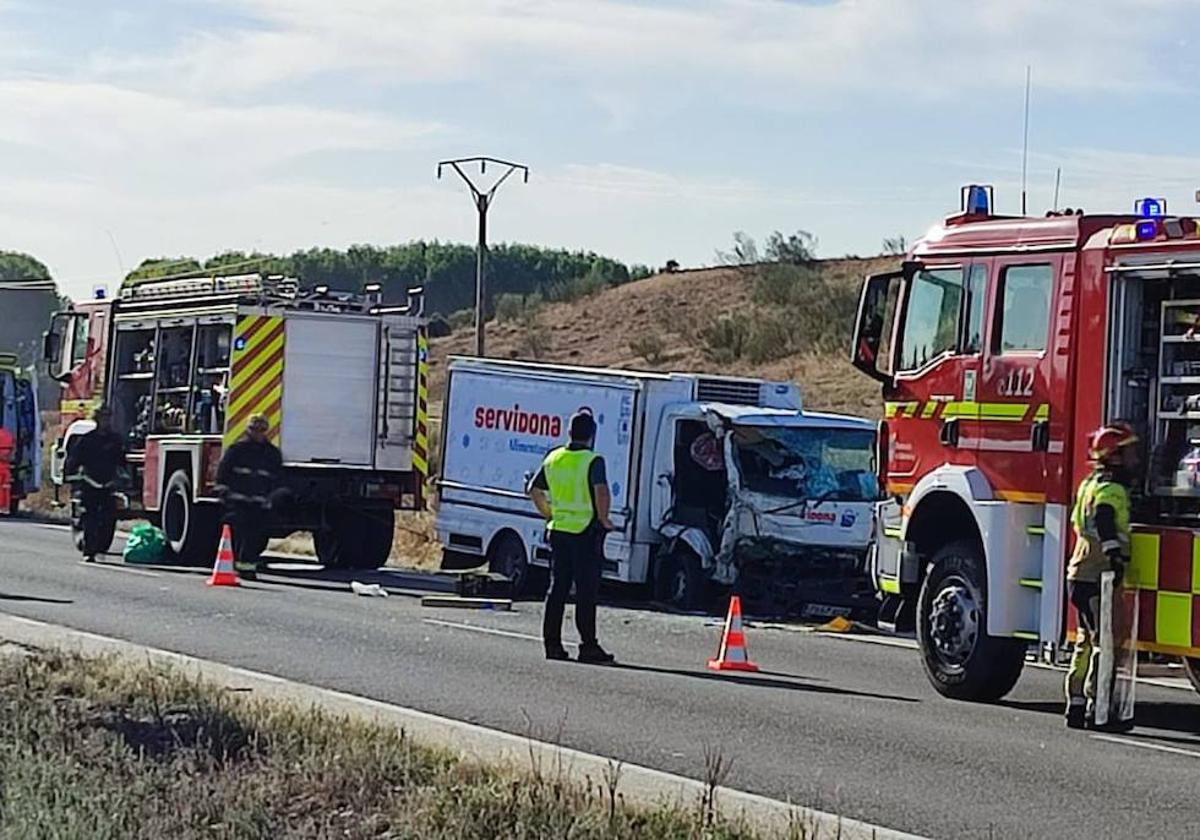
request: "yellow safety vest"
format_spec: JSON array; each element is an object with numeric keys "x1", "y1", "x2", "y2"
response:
[
  {"x1": 1068, "y1": 472, "x2": 1131, "y2": 582},
  {"x1": 542, "y1": 447, "x2": 598, "y2": 534}
]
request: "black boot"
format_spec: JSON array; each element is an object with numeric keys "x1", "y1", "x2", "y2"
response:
[
  {"x1": 545, "y1": 645, "x2": 570, "y2": 661},
  {"x1": 1065, "y1": 705, "x2": 1086, "y2": 730},
  {"x1": 577, "y1": 643, "x2": 615, "y2": 665}
]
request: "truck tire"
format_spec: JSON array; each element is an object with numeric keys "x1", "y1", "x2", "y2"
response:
[
  {"x1": 489, "y1": 532, "x2": 544, "y2": 599},
  {"x1": 316, "y1": 506, "x2": 395, "y2": 570},
  {"x1": 1184, "y1": 658, "x2": 1200, "y2": 695},
  {"x1": 916, "y1": 539, "x2": 1026, "y2": 702},
  {"x1": 162, "y1": 470, "x2": 219, "y2": 564},
  {"x1": 654, "y1": 547, "x2": 706, "y2": 612}
]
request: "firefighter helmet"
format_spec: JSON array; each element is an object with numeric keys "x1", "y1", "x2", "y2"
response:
[{"x1": 1089, "y1": 422, "x2": 1138, "y2": 465}]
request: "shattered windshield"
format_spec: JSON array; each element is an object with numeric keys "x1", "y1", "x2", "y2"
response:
[{"x1": 731, "y1": 425, "x2": 878, "y2": 502}]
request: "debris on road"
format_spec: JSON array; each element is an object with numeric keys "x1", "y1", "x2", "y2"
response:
[
  {"x1": 420, "y1": 595, "x2": 512, "y2": 611},
  {"x1": 351, "y1": 581, "x2": 389, "y2": 598}
]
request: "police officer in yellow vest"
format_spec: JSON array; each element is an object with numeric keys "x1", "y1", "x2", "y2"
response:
[
  {"x1": 1065, "y1": 421, "x2": 1138, "y2": 730},
  {"x1": 529, "y1": 411, "x2": 616, "y2": 664}
]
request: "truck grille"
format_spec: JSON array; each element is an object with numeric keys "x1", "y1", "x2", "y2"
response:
[{"x1": 696, "y1": 378, "x2": 761, "y2": 406}]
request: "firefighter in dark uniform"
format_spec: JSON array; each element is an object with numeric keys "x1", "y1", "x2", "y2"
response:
[
  {"x1": 216, "y1": 414, "x2": 283, "y2": 580},
  {"x1": 528, "y1": 411, "x2": 615, "y2": 664},
  {"x1": 63, "y1": 405, "x2": 125, "y2": 562},
  {"x1": 1065, "y1": 421, "x2": 1139, "y2": 730}
]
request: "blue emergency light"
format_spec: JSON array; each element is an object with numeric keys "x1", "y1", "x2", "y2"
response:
[
  {"x1": 1135, "y1": 197, "x2": 1167, "y2": 218},
  {"x1": 962, "y1": 184, "x2": 992, "y2": 215},
  {"x1": 1136, "y1": 220, "x2": 1159, "y2": 240}
]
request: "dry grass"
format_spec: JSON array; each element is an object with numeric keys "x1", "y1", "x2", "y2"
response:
[
  {"x1": 428, "y1": 258, "x2": 895, "y2": 419},
  {"x1": 0, "y1": 647, "x2": 812, "y2": 839}
]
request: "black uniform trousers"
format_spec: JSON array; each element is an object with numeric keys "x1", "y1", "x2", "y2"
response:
[{"x1": 543, "y1": 527, "x2": 603, "y2": 650}]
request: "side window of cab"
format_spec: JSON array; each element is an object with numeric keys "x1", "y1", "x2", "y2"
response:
[{"x1": 898, "y1": 267, "x2": 965, "y2": 372}]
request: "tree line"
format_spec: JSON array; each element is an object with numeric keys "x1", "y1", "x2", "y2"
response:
[{"x1": 124, "y1": 242, "x2": 655, "y2": 317}]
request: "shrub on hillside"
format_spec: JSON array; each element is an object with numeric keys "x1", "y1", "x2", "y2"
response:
[
  {"x1": 700, "y1": 313, "x2": 751, "y2": 363},
  {"x1": 447, "y1": 308, "x2": 475, "y2": 331},
  {"x1": 495, "y1": 292, "x2": 543, "y2": 323},
  {"x1": 629, "y1": 332, "x2": 667, "y2": 364}
]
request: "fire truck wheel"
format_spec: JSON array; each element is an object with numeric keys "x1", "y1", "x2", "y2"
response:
[
  {"x1": 317, "y1": 506, "x2": 395, "y2": 570},
  {"x1": 654, "y1": 548, "x2": 706, "y2": 612},
  {"x1": 1184, "y1": 658, "x2": 1200, "y2": 695},
  {"x1": 917, "y1": 540, "x2": 1026, "y2": 702},
  {"x1": 162, "y1": 470, "x2": 220, "y2": 563}
]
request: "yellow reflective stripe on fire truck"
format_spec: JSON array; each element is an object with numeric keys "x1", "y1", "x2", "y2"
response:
[
  {"x1": 879, "y1": 577, "x2": 901, "y2": 595},
  {"x1": 224, "y1": 315, "x2": 285, "y2": 449},
  {"x1": 413, "y1": 327, "x2": 430, "y2": 477},
  {"x1": 887, "y1": 400, "x2": 1034, "y2": 422}
]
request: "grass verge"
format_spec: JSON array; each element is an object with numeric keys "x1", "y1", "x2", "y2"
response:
[{"x1": 0, "y1": 646, "x2": 809, "y2": 839}]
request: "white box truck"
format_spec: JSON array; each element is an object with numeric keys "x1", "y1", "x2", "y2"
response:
[{"x1": 435, "y1": 357, "x2": 880, "y2": 617}]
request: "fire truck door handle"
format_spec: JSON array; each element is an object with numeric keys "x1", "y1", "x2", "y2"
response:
[
  {"x1": 1031, "y1": 420, "x2": 1050, "y2": 452},
  {"x1": 939, "y1": 418, "x2": 960, "y2": 448}
]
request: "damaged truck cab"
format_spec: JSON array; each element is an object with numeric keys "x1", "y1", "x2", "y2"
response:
[{"x1": 437, "y1": 357, "x2": 879, "y2": 617}]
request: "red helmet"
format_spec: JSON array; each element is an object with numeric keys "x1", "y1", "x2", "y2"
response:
[{"x1": 1089, "y1": 422, "x2": 1138, "y2": 465}]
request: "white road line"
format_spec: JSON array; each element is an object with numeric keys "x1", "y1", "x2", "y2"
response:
[
  {"x1": 423, "y1": 617, "x2": 567, "y2": 646},
  {"x1": 80, "y1": 561, "x2": 159, "y2": 578},
  {"x1": 1092, "y1": 734, "x2": 1200, "y2": 759},
  {"x1": 34, "y1": 523, "x2": 72, "y2": 532},
  {"x1": 816, "y1": 631, "x2": 1197, "y2": 692}
]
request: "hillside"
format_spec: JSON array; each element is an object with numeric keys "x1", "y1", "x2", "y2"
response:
[{"x1": 427, "y1": 256, "x2": 896, "y2": 419}]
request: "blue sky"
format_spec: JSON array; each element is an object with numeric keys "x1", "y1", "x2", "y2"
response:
[{"x1": 2, "y1": 0, "x2": 1200, "y2": 299}]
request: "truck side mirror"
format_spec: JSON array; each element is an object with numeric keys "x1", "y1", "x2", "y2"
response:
[{"x1": 42, "y1": 330, "x2": 61, "y2": 368}]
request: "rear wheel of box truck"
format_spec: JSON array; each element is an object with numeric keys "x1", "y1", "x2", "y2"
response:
[
  {"x1": 162, "y1": 470, "x2": 220, "y2": 564},
  {"x1": 916, "y1": 540, "x2": 1026, "y2": 702},
  {"x1": 315, "y1": 505, "x2": 394, "y2": 570}
]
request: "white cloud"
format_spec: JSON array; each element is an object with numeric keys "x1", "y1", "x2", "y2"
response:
[{"x1": 115, "y1": 0, "x2": 1198, "y2": 100}]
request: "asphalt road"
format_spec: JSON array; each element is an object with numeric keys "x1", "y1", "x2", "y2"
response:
[{"x1": 2, "y1": 517, "x2": 1199, "y2": 840}]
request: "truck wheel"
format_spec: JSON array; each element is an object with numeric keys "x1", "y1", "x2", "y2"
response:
[
  {"x1": 654, "y1": 548, "x2": 706, "y2": 612},
  {"x1": 1184, "y1": 658, "x2": 1200, "y2": 695},
  {"x1": 489, "y1": 532, "x2": 542, "y2": 598},
  {"x1": 317, "y1": 506, "x2": 394, "y2": 570},
  {"x1": 916, "y1": 540, "x2": 1026, "y2": 701},
  {"x1": 162, "y1": 470, "x2": 219, "y2": 563}
]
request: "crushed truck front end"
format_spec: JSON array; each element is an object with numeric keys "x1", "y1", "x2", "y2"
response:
[{"x1": 695, "y1": 407, "x2": 879, "y2": 619}]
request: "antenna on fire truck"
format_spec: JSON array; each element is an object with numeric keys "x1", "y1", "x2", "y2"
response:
[{"x1": 1021, "y1": 65, "x2": 1032, "y2": 216}]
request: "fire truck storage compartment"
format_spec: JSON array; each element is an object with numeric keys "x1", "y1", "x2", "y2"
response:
[
  {"x1": 1107, "y1": 261, "x2": 1200, "y2": 520},
  {"x1": 112, "y1": 320, "x2": 234, "y2": 450},
  {"x1": 280, "y1": 316, "x2": 378, "y2": 467}
]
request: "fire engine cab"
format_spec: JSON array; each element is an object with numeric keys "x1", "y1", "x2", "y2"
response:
[
  {"x1": 43, "y1": 273, "x2": 429, "y2": 568},
  {"x1": 852, "y1": 186, "x2": 1200, "y2": 700}
]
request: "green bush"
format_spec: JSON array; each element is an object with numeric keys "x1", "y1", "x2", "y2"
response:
[
  {"x1": 700, "y1": 314, "x2": 751, "y2": 363},
  {"x1": 629, "y1": 333, "x2": 667, "y2": 364},
  {"x1": 447, "y1": 308, "x2": 476, "y2": 331}
]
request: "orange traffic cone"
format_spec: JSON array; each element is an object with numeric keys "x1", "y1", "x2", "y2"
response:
[
  {"x1": 207, "y1": 524, "x2": 241, "y2": 587},
  {"x1": 707, "y1": 595, "x2": 758, "y2": 672}
]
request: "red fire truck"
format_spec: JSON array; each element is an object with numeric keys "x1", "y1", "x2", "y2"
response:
[
  {"x1": 852, "y1": 186, "x2": 1200, "y2": 700},
  {"x1": 43, "y1": 273, "x2": 429, "y2": 567}
]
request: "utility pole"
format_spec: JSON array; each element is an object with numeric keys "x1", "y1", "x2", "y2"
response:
[
  {"x1": 1021, "y1": 65, "x2": 1031, "y2": 216},
  {"x1": 437, "y1": 156, "x2": 529, "y2": 357}
]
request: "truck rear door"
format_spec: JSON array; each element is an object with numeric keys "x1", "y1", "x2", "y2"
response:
[{"x1": 280, "y1": 315, "x2": 378, "y2": 466}]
